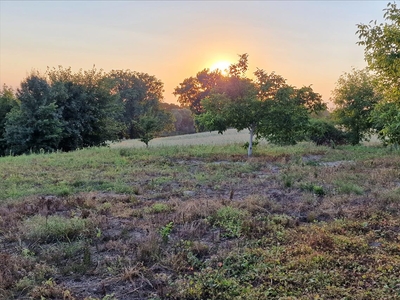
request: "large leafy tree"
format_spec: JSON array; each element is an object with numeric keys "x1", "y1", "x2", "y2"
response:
[
  {"x1": 357, "y1": 2, "x2": 400, "y2": 145},
  {"x1": 331, "y1": 68, "x2": 382, "y2": 145},
  {"x1": 47, "y1": 66, "x2": 124, "y2": 150},
  {"x1": 107, "y1": 70, "x2": 167, "y2": 139},
  {"x1": 4, "y1": 73, "x2": 63, "y2": 155}
]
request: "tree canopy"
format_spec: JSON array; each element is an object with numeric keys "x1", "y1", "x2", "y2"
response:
[{"x1": 174, "y1": 68, "x2": 225, "y2": 115}]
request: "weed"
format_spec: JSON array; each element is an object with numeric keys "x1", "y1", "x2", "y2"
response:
[{"x1": 159, "y1": 221, "x2": 174, "y2": 242}]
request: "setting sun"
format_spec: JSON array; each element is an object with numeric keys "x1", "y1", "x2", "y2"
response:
[{"x1": 209, "y1": 60, "x2": 232, "y2": 74}]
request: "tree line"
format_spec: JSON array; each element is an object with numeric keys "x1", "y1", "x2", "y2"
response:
[
  {"x1": 0, "y1": 67, "x2": 195, "y2": 156},
  {"x1": 0, "y1": 2, "x2": 399, "y2": 156}
]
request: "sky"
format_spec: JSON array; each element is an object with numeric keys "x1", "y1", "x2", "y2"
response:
[{"x1": 0, "y1": 1, "x2": 388, "y2": 107}]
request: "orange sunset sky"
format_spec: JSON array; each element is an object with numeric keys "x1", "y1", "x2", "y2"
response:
[{"x1": 0, "y1": 1, "x2": 387, "y2": 108}]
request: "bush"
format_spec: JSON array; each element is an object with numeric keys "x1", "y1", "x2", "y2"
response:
[{"x1": 307, "y1": 119, "x2": 348, "y2": 146}]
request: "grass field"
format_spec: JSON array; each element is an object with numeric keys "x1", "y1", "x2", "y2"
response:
[
  {"x1": 111, "y1": 129, "x2": 257, "y2": 148},
  {"x1": 0, "y1": 135, "x2": 399, "y2": 299}
]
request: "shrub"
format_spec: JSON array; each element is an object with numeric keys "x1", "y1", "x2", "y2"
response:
[{"x1": 307, "y1": 118, "x2": 348, "y2": 146}]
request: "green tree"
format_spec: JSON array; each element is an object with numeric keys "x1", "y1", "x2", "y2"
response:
[
  {"x1": 197, "y1": 54, "x2": 326, "y2": 156},
  {"x1": 357, "y1": 2, "x2": 400, "y2": 145},
  {"x1": 70, "y1": 67, "x2": 123, "y2": 148},
  {"x1": 47, "y1": 66, "x2": 124, "y2": 150},
  {"x1": 0, "y1": 85, "x2": 19, "y2": 156},
  {"x1": 198, "y1": 76, "x2": 260, "y2": 156},
  {"x1": 4, "y1": 74, "x2": 63, "y2": 155},
  {"x1": 331, "y1": 68, "x2": 382, "y2": 145},
  {"x1": 257, "y1": 86, "x2": 310, "y2": 146}
]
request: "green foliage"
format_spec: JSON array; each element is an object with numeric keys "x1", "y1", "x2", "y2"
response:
[
  {"x1": 0, "y1": 85, "x2": 19, "y2": 156},
  {"x1": 371, "y1": 101, "x2": 400, "y2": 146},
  {"x1": 209, "y1": 206, "x2": 248, "y2": 238},
  {"x1": 159, "y1": 221, "x2": 174, "y2": 242},
  {"x1": 48, "y1": 67, "x2": 124, "y2": 150},
  {"x1": 332, "y1": 68, "x2": 381, "y2": 145},
  {"x1": 2, "y1": 66, "x2": 172, "y2": 156},
  {"x1": 4, "y1": 74, "x2": 63, "y2": 155},
  {"x1": 161, "y1": 104, "x2": 196, "y2": 135},
  {"x1": 357, "y1": 3, "x2": 400, "y2": 145},
  {"x1": 107, "y1": 69, "x2": 166, "y2": 139},
  {"x1": 357, "y1": 2, "x2": 400, "y2": 98},
  {"x1": 258, "y1": 86, "x2": 310, "y2": 146},
  {"x1": 307, "y1": 118, "x2": 348, "y2": 146}
]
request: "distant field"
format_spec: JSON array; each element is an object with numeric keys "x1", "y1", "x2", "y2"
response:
[
  {"x1": 111, "y1": 128, "x2": 381, "y2": 148},
  {"x1": 111, "y1": 128, "x2": 256, "y2": 148}
]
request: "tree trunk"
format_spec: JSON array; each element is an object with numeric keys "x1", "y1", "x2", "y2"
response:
[{"x1": 248, "y1": 127, "x2": 254, "y2": 157}]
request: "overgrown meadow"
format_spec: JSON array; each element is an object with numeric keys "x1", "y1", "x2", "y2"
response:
[{"x1": 0, "y1": 136, "x2": 399, "y2": 299}]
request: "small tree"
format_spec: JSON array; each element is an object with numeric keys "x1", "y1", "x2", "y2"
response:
[
  {"x1": 258, "y1": 86, "x2": 310, "y2": 146},
  {"x1": 135, "y1": 110, "x2": 174, "y2": 147}
]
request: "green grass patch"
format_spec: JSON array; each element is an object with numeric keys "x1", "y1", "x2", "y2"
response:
[{"x1": 22, "y1": 215, "x2": 91, "y2": 243}]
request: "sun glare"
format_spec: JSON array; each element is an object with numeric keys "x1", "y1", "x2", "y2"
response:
[{"x1": 210, "y1": 61, "x2": 231, "y2": 74}]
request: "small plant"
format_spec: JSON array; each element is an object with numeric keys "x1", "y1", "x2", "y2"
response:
[
  {"x1": 147, "y1": 203, "x2": 171, "y2": 214},
  {"x1": 209, "y1": 206, "x2": 248, "y2": 238},
  {"x1": 313, "y1": 185, "x2": 326, "y2": 196},
  {"x1": 159, "y1": 221, "x2": 174, "y2": 242}
]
